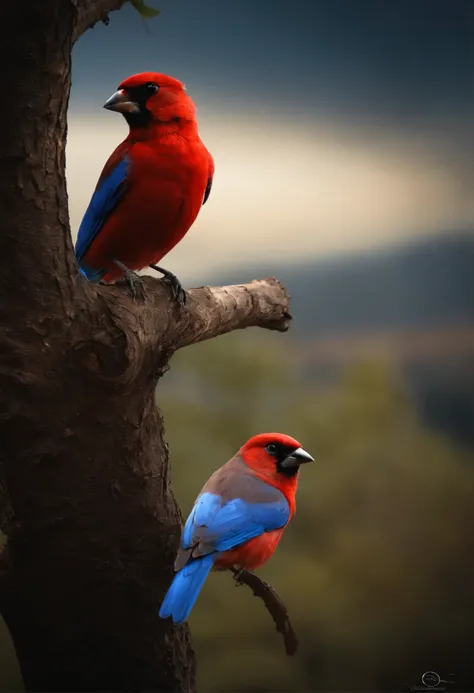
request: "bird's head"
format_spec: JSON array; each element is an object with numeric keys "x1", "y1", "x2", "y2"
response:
[
  {"x1": 239, "y1": 433, "x2": 314, "y2": 480},
  {"x1": 103, "y1": 72, "x2": 196, "y2": 128}
]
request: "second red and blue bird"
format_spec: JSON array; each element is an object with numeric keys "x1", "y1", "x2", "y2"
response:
[
  {"x1": 159, "y1": 433, "x2": 314, "y2": 624},
  {"x1": 75, "y1": 72, "x2": 214, "y2": 291}
]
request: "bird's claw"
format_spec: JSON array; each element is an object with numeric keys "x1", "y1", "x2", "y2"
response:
[
  {"x1": 163, "y1": 274, "x2": 186, "y2": 306},
  {"x1": 113, "y1": 259, "x2": 146, "y2": 300},
  {"x1": 233, "y1": 568, "x2": 245, "y2": 586},
  {"x1": 122, "y1": 270, "x2": 146, "y2": 299},
  {"x1": 149, "y1": 264, "x2": 186, "y2": 306}
]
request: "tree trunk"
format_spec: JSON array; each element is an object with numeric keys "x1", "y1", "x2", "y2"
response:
[{"x1": 0, "y1": 1, "x2": 291, "y2": 691}]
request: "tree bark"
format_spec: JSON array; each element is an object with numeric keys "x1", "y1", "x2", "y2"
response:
[{"x1": 0, "y1": 1, "x2": 291, "y2": 691}]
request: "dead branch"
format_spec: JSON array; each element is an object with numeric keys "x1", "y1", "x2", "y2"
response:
[
  {"x1": 230, "y1": 567, "x2": 298, "y2": 656},
  {"x1": 105, "y1": 276, "x2": 292, "y2": 353},
  {"x1": 168, "y1": 279, "x2": 292, "y2": 350}
]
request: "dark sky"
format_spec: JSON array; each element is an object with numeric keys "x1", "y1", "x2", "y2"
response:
[
  {"x1": 68, "y1": 0, "x2": 473, "y2": 276},
  {"x1": 72, "y1": 0, "x2": 473, "y2": 133}
]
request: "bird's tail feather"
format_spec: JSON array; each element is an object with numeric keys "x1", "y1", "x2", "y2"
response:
[
  {"x1": 159, "y1": 553, "x2": 214, "y2": 624},
  {"x1": 78, "y1": 264, "x2": 106, "y2": 282}
]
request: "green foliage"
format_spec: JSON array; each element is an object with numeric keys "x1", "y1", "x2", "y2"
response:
[
  {"x1": 130, "y1": 0, "x2": 160, "y2": 19},
  {"x1": 158, "y1": 332, "x2": 474, "y2": 692}
]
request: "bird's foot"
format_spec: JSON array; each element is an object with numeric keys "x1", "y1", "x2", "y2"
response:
[
  {"x1": 233, "y1": 568, "x2": 246, "y2": 586},
  {"x1": 120, "y1": 270, "x2": 146, "y2": 300},
  {"x1": 149, "y1": 264, "x2": 186, "y2": 306},
  {"x1": 113, "y1": 259, "x2": 146, "y2": 299}
]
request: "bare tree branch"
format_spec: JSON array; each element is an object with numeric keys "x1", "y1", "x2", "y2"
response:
[
  {"x1": 230, "y1": 567, "x2": 298, "y2": 656},
  {"x1": 166, "y1": 279, "x2": 292, "y2": 351},
  {"x1": 72, "y1": 0, "x2": 129, "y2": 43},
  {"x1": 95, "y1": 277, "x2": 291, "y2": 360}
]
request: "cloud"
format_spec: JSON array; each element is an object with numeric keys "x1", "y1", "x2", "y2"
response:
[{"x1": 66, "y1": 109, "x2": 474, "y2": 282}]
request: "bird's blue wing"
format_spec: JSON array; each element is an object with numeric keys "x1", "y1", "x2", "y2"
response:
[
  {"x1": 182, "y1": 489, "x2": 290, "y2": 556},
  {"x1": 75, "y1": 155, "x2": 131, "y2": 279}
]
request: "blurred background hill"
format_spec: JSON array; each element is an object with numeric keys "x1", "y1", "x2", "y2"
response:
[
  {"x1": 157, "y1": 333, "x2": 474, "y2": 692},
  {"x1": 152, "y1": 232, "x2": 474, "y2": 690},
  {"x1": 202, "y1": 232, "x2": 474, "y2": 447},
  {"x1": 152, "y1": 226, "x2": 474, "y2": 691}
]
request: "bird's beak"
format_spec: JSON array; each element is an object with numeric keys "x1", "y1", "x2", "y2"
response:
[
  {"x1": 103, "y1": 89, "x2": 140, "y2": 115},
  {"x1": 280, "y1": 447, "x2": 314, "y2": 469}
]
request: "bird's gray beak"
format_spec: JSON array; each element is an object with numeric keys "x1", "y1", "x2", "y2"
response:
[
  {"x1": 280, "y1": 447, "x2": 314, "y2": 469},
  {"x1": 103, "y1": 89, "x2": 140, "y2": 115}
]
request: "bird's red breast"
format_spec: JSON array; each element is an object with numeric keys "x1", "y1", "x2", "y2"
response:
[
  {"x1": 205, "y1": 452, "x2": 297, "y2": 572},
  {"x1": 214, "y1": 529, "x2": 286, "y2": 571},
  {"x1": 83, "y1": 125, "x2": 212, "y2": 282}
]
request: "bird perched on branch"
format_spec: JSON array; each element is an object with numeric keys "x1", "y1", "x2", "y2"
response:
[
  {"x1": 74, "y1": 72, "x2": 214, "y2": 303},
  {"x1": 159, "y1": 433, "x2": 313, "y2": 624}
]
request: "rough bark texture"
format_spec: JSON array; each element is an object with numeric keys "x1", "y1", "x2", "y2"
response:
[{"x1": 0, "y1": 1, "x2": 291, "y2": 691}]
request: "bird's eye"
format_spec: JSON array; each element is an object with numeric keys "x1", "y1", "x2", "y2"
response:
[
  {"x1": 266, "y1": 444, "x2": 277, "y2": 455},
  {"x1": 146, "y1": 82, "x2": 159, "y2": 94}
]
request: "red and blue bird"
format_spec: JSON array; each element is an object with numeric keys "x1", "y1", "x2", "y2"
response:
[
  {"x1": 159, "y1": 433, "x2": 313, "y2": 624},
  {"x1": 75, "y1": 72, "x2": 214, "y2": 302}
]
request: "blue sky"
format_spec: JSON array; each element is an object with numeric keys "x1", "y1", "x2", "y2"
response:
[{"x1": 67, "y1": 0, "x2": 474, "y2": 281}]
